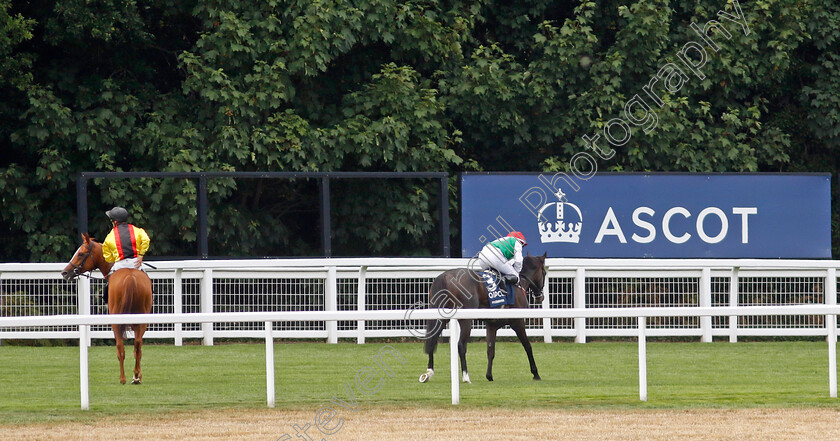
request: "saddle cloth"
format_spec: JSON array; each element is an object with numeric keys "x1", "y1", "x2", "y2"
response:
[{"x1": 480, "y1": 271, "x2": 516, "y2": 308}]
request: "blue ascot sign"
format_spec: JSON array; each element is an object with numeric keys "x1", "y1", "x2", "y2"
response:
[{"x1": 461, "y1": 173, "x2": 831, "y2": 258}]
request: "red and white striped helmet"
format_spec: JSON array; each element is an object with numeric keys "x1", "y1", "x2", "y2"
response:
[{"x1": 507, "y1": 231, "x2": 527, "y2": 246}]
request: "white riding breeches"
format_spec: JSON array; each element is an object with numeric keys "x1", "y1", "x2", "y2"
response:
[
  {"x1": 477, "y1": 246, "x2": 519, "y2": 282},
  {"x1": 109, "y1": 257, "x2": 142, "y2": 275}
]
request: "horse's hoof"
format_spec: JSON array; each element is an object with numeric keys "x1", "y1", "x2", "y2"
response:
[
  {"x1": 120, "y1": 379, "x2": 126, "y2": 385},
  {"x1": 462, "y1": 372, "x2": 471, "y2": 384},
  {"x1": 419, "y1": 369, "x2": 434, "y2": 383},
  {"x1": 131, "y1": 378, "x2": 142, "y2": 385},
  {"x1": 486, "y1": 374, "x2": 494, "y2": 382},
  {"x1": 533, "y1": 374, "x2": 542, "y2": 381}
]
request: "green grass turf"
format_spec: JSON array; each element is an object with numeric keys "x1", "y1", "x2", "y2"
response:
[{"x1": 0, "y1": 340, "x2": 838, "y2": 424}]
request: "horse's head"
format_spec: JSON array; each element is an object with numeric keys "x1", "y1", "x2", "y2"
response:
[
  {"x1": 61, "y1": 233, "x2": 99, "y2": 281},
  {"x1": 519, "y1": 252, "x2": 547, "y2": 304}
]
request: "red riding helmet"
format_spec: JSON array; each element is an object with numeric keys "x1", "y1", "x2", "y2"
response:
[{"x1": 508, "y1": 231, "x2": 527, "y2": 246}]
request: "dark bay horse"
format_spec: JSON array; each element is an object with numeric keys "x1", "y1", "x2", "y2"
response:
[
  {"x1": 420, "y1": 253, "x2": 546, "y2": 383},
  {"x1": 61, "y1": 233, "x2": 153, "y2": 385}
]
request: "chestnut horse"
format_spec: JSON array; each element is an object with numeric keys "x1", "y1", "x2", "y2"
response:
[
  {"x1": 419, "y1": 253, "x2": 546, "y2": 384},
  {"x1": 61, "y1": 233, "x2": 153, "y2": 384}
]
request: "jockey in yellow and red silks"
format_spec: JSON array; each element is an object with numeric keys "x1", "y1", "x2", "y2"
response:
[{"x1": 101, "y1": 207, "x2": 150, "y2": 303}]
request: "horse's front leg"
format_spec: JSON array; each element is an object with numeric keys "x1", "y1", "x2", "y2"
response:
[
  {"x1": 486, "y1": 321, "x2": 500, "y2": 382},
  {"x1": 111, "y1": 324, "x2": 127, "y2": 385},
  {"x1": 510, "y1": 319, "x2": 541, "y2": 380},
  {"x1": 131, "y1": 324, "x2": 147, "y2": 384},
  {"x1": 457, "y1": 319, "x2": 473, "y2": 383}
]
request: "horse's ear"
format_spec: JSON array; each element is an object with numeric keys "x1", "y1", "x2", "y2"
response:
[
  {"x1": 526, "y1": 251, "x2": 530, "y2": 257},
  {"x1": 541, "y1": 252, "x2": 547, "y2": 261},
  {"x1": 82, "y1": 232, "x2": 90, "y2": 244}
]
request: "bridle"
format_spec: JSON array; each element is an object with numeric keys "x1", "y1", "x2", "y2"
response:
[
  {"x1": 67, "y1": 243, "x2": 94, "y2": 279},
  {"x1": 519, "y1": 266, "x2": 546, "y2": 303}
]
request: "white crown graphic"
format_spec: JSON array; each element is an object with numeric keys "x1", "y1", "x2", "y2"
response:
[{"x1": 538, "y1": 189, "x2": 583, "y2": 243}]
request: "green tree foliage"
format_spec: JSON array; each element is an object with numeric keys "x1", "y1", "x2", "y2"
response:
[{"x1": 0, "y1": 0, "x2": 837, "y2": 261}]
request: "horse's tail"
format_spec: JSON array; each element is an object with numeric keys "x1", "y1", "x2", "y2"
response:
[
  {"x1": 424, "y1": 276, "x2": 449, "y2": 355},
  {"x1": 114, "y1": 273, "x2": 137, "y2": 339}
]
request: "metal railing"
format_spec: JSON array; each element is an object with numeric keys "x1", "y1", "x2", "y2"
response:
[
  {"x1": 1, "y1": 258, "x2": 839, "y2": 343},
  {"x1": 76, "y1": 172, "x2": 451, "y2": 258}
]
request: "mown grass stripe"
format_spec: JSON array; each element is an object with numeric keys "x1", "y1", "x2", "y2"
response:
[{"x1": 0, "y1": 341, "x2": 837, "y2": 425}]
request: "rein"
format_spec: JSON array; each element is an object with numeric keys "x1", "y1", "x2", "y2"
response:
[{"x1": 519, "y1": 269, "x2": 546, "y2": 302}]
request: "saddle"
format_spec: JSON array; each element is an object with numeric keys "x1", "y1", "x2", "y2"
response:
[{"x1": 480, "y1": 269, "x2": 516, "y2": 308}]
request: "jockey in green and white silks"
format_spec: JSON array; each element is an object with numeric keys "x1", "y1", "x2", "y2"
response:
[{"x1": 477, "y1": 231, "x2": 527, "y2": 285}]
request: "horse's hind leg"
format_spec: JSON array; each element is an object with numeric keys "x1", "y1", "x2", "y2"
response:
[
  {"x1": 424, "y1": 319, "x2": 444, "y2": 370},
  {"x1": 485, "y1": 322, "x2": 500, "y2": 382},
  {"x1": 458, "y1": 319, "x2": 472, "y2": 383},
  {"x1": 511, "y1": 319, "x2": 541, "y2": 380},
  {"x1": 112, "y1": 325, "x2": 127, "y2": 385},
  {"x1": 420, "y1": 319, "x2": 444, "y2": 383},
  {"x1": 131, "y1": 324, "x2": 146, "y2": 384}
]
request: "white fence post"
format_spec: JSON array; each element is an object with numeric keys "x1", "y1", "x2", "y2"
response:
[
  {"x1": 79, "y1": 323, "x2": 90, "y2": 410},
  {"x1": 326, "y1": 267, "x2": 338, "y2": 344},
  {"x1": 450, "y1": 318, "x2": 460, "y2": 405},
  {"x1": 174, "y1": 269, "x2": 183, "y2": 347},
  {"x1": 729, "y1": 267, "x2": 739, "y2": 343},
  {"x1": 201, "y1": 269, "x2": 214, "y2": 346},
  {"x1": 542, "y1": 268, "x2": 552, "y2": 343},
  {"x1": 700, "y1": 268, "x2": 712, "y2": 343},
  {"x1": 78, "y1": 276, "x2": 91, "y2": 347},
  {"x1": 77, "y1": 273, "x2": 93, "y2": 408},
  {"x1": 265, "y1": 321, "x2": 275, "y2": 408},
  {"x1": 357, "y1": 266, "x2": 367, "y2": 345},
  {"x1": 826, "y1": 268, "x2": 837, "y2": 398},
  {"x1": 638, "y1": 316, "x2": 647, "y2": 402},
  {"x1": 575, "y1": 268, "x2": 586, "y2": 344}
]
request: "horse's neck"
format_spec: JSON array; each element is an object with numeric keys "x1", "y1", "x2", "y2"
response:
[{"x1": 91, "y1": 243, "x2": 113, "y2": 277}]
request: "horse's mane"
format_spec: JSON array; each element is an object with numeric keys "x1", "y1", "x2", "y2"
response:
[{"x1": 521, "y1": 254, "x2": 544, "y2": 272}]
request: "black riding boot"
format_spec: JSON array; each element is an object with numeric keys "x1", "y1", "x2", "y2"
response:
[{"x1": 502, "y1": 274, "x2": 518, "y2": 287}]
